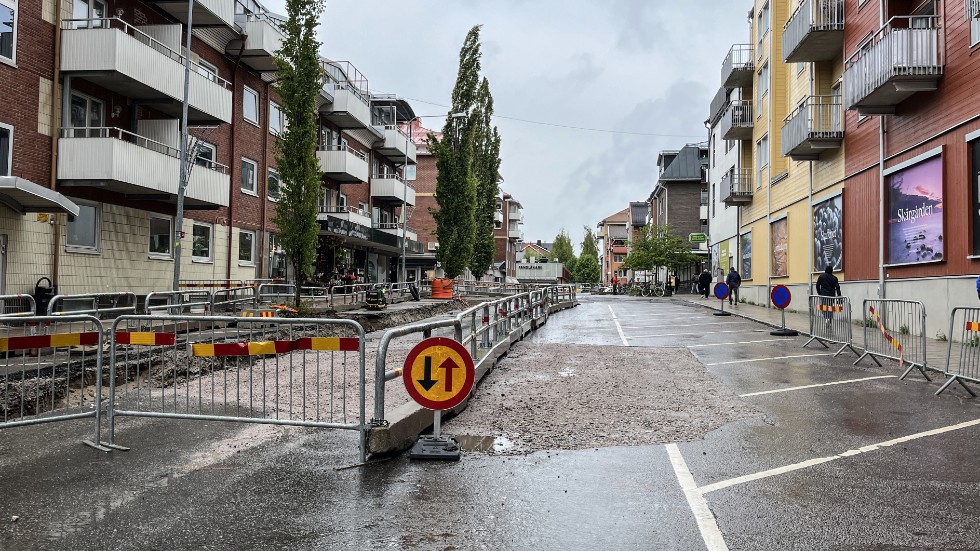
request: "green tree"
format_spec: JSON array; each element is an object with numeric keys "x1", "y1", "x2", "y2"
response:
[
  {"x1": 272, "y1": 0, "x2": 325, "y2": 304},
  {"x1": 622, "y1": 224, "x2": 699, "y2": 279},
  {"x1": 431, "y1": 26, "x2": 482, "y2": 279},
  {"x1": 468, "y1": 77, "x2": 501, "y2": 278},
  {"x1": 551, "y1": 229, "x2": 576, "y2": 279},
  {"x1": 573, "y1": 226, "x2": 600, "y2": 283},
  {"x1": 581, "y1": 225, "x2": 599, "y2": 259}
]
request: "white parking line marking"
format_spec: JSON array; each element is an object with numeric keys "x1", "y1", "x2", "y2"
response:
[
  {"x1": 699, "y1": 418, "x2": 980, "y2": 495},
  {"x1": 739, "y1": 375, "x2": 897, "y2": 397},
  {"x1": 627, "y1": 329, "x2": 769, "y2": 339},
  {"x1": 705, "y1": 353, "x2": 834, "y2": 366},
  {"x1": 687, "y1": 339, "x2": 787, "y2": 348},
  {"x1": 666, "y1": 444, "x2": 729, "y2": 551},
  {"x1": 621, "y1": 322, "x2": 748, "y2": 329},
  {"x1": 607, "y1": 305, "x2": 629, "y2": 347}
]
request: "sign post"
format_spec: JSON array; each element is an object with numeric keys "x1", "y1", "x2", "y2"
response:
[
  {"x1": 713, "y1": 282, "x2": 732, "y2": 317},
  {"x1": 403, "y1": 337, "x2": 476, "y2": 461},
  {"x1": 769, "y1": 284, "x2": 798, "y2": 337}
]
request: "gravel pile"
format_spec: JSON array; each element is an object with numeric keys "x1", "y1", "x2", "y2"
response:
[{"x1": 442, "y1": 343, "x2": 760, "y2": 454}]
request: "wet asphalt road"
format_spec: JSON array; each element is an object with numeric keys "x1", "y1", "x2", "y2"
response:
[{"x1": 3, "y1": 294, "x2": 980, "y2": 550}]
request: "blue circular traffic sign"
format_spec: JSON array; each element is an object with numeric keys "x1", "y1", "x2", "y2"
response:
[
  {"x1": 714, "y1": 282, "x2": 730, "y2": 300},
  {"x1": 771, "y1": 285, "x2": 792, "y2": 310}
]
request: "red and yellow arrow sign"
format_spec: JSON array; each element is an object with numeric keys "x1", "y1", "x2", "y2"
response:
[{"x1": 403, "y1": 337, "x2": 475, "y2": 410}]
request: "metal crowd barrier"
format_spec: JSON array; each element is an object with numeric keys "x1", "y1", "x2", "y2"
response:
[
  {"x1": 0, "y1": 315, "x2": 107, "y2": 450},
  {"x1": 256, "y1": 284, "x2": 330, "y2": 305},
  {"x1": 329, "y1": 283, "x2": 374, "y2": 307},
  {"x1": 0, "y1": 294, "x2": 36, "y2": 318},
  {"x1": 938, "y1": 307, "x2": 980, "y2": 397},
  {"x1": 47, "y1": 292, "x2": 138, "y2": 318},
  {"x1": 144, "y1": 290, "x2": 212, "y2": 316},
  {"x1": 106, "y1": 315, "x2": 368, "y2": 461},
  {"x1": 854, "y1": 299, "x2": 929, "y2": 380},
  {"x1": 804, "y1": 295, "x2": 860, "y2": 356},
  {"x1": 210, "y1": 287, "x2": 257, "y2": 315},
  {"x1": 179, "y1": 279, "x2": 246, "y2": 289}
]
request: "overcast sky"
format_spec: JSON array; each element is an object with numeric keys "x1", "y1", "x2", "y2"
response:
[{"x1": 262, "y1": 0, "x2": 750, "y2": 249}]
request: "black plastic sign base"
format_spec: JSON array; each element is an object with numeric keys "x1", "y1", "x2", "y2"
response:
[
  {"x1": 409, "y1": 435, "x2": 461, "y2": 461},
  {"x1": 713, "y1": 312, "x2": 732, "y2": 317},
  {"x1": 770, "y1": 328, "x2": 799, "y2": 337}
]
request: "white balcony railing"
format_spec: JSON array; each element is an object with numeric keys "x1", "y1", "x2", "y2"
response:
[
  {"x1": 843, "y1": 16, "x2": 943, "y2": 112},
  {"x1": 316, "y1": 145, "x2": 369, "y2": 182},
  {"x1": 783, "y1": 0, "x2": 845, "y2": 62},
  {"x1": 376, "y1": 126, "x2": 418, "y2": 163},
  {"x1": 721, "y1": 44, "x2": 754, "y2": 88},
  {"x1": 720, "y1": 169, "x2": 754, "y2": 205},
  {"x1": 781, "y1": 95, "x2": 844, "y2": 158},
  {"x1": 317, "y1": 204, "x2": 372, "y2": 227},
  {"x1": 371, "y1": 173, "x2": 416, "y2": 206},
  {"x1": 61, "y1": 18, "x2": 232, "y2": 123},
  {"x1": 57, "y1": 127, "x2": 230, "y2": 207},
  {"x1": 720, "y1": 101, "x2": 753, "y2": 140}
]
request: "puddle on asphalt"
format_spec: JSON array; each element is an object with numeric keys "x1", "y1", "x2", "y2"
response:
[
  {"x1": 456, "y1": 435, "x2": 515, "y2": 453},
  {"x1": 46, "y1": 474, "x2": 172, "y2": 541}
]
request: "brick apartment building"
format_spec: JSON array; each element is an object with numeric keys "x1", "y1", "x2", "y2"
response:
[
  {"x1": 0, "y1": 0, "x2": 424, "y2": 297},
  {"x1": 648, "y1": 144, "x2": 710, "y2": 282},
  {"x1": 596, "y1": 207, "x2": 628, "y2": 285}
]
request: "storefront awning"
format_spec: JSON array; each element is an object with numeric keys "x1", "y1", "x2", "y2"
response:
[{"x1": 0, "y1": 177, "x2": 79, "y2": 217}]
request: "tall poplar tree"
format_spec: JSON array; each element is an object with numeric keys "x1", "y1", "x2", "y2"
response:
[
  {"x1": 431, "y1": 25, "x2": 482, "y2": 279},
  {"x1": 469, "y1": 77, "x2": 502, "y2": 278},
  {"x1": 272, "y1": 0, "x2": 325, "y2": 305},
  {"x1": 574, "y1": 226, "x2": 601, "y2": 284}
]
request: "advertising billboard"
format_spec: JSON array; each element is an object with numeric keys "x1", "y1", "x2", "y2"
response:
[
  {"x1": 771, "y1": 218, "x2": 788, "y2": 277},
  {"x1": 813, "y1": 195, "x2": 843, "y2": 272},
  {"x1": 887, "y1": 155, "x2": 943, "y2": 265},
  {"x1": 740, "y1": 232, "x2": 752, "y2": 280}
]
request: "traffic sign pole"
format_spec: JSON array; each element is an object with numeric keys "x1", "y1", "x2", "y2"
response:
[
  {"x1": 713, "y1": 282, "x2": 732, "y2": 317},
  {"x1": 769, "y1": 284, "x2": 799, "y2": 337}
]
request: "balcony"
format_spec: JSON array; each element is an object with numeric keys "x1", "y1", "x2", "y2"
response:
[
  {"x1": 508, "y1": 208, "x2": 522, "y2": 221},
  {"x1": 699, "y1": 205, "x2": 709, "y2": 220},
  {"x1": 375, "y1": 126, "x2": 417, "y2": 163},
  {"x1": 720, "y1": 169, "x2": 754, "y2": 205},
  {"x1": 61, "y1": 19, "x2": 232, "y2": 124},
  {"x1": 781, "y1": 96, "x2": 844, "y2": 160},
  {"x1": 494, "y1": 210, "x2": 504, "y2": 224},
  {"x1": 508, "y1": 227, "x2": 523, "y2": 241},
  {"x1": 142, "y1": 0, "x2": 234, "y2": 30},
  {"x1": 57, "y1": 127, "x2": 230, "y2": 208},
  {"x1": 316, "y1": 145, "x2": 369, "y2": 183},
  {"x1": 720, "y1": 101, "x2": 754, "y2": 140},
  {"x1": 317, "y1": 204, "x2": 372, "y2": 227},
  {"x1": 783, "y1": 0, "x2": 844, "y2": 62},
  {"x1": 320, "y1": 61, "x2": 374, "y2": 131},
  {"x1": 371, "y1": 174, "x2": 416, "y2": 206},
  {"x1": 612, "y1": 246, "x2": 628, "y2": 255},
  {"x1": 721, "y1": 44, "x2": 754, "y2": 89},
  {"x1": 843, "y1": 16, "x2": 944, "y2": 115},
  {"x1": 226, "y1": 11, "x2": 285, "y2": 73},
  {"x1": 709, "y1": 86, "x2": 730, "y2": 126},
  {"x1": 374, "y1": 222, "x2": 418, "y2": 243}
]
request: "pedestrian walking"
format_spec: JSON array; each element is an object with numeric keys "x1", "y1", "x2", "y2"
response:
[
  {"x1": 726, "y1": 267, "x2": 741, "y2": 305},
  {"x1": 815, "y1": 265, "x2": 842, "y2": 324},
  {"x1": 612, "y1": 275, "x2": 618, "y2": 295},
  {"x1": 697, "y1": 269, "x2": 712, "y2": 299},
  {"x1": 976, "y1": 273, "x2": 980, "y2": 300}
]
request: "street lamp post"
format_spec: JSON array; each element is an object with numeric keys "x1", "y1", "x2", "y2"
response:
[{"x1": 172, "y1": 0, "x2": 195, "y2": 291}]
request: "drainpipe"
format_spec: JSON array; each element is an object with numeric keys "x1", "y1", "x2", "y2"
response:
[
  {"x1": 258, "y1": 79, "x2": 271, "y2": 280},
  {"x1": 878, "y1": 0, "x2": 886, "y2": 299},
  {"x1": 50, "y1": 7, "x2": 64, "y2": 287},
  {"x1": 226, "y1": 39, "x2": 247, "y2": 281},
  {"x1": 808, "y1": 62, "x2": 815, "y2": 295},
  {"x1": 766, "y1": 15, "x2": 774, "y2": 308}
]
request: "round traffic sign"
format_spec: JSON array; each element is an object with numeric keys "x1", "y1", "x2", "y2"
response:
[
  {"x1": 771, "y1": 285, "x2": 792, "y2": 310},
  {"x1": 403, "y1": 337, "x2": 476, "y2": 411},
  {"x1": 714, "y1": 282, "x2": 730, "y2": 300}
]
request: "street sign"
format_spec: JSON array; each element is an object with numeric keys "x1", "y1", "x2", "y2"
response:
[
  {"x1": 771, "y1": 285, "x2": 792, "y2": 310},
  {"x1": 714, "y1": 282, "x2": 730, "y2": 300},
  {"x1": 403, "y1": 337, "x2": 475, "y2": 411},
  {"x1": 689, "y1": 233, "x2": 708, "y2": 243}
]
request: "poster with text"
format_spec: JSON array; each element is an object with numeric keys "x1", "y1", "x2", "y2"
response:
[
  {"x1": 719, "y1": 240, "x2": 730, "y2": 276},
  {"x1": 741, "y1": 233, "x2": 752, "y2": 280},
  {"x1": 972, "y1": 140, "x2": 980, "y2": 256},
  {"x1": 771, "y1": 218, "x2": 788, "y2": 277},
  {"x1": 813, "y1": 195, "x2": 843, "y2": 272},
  {"x1": 711, "y1": 243, "x2": 720, "y2": 279},
  {"x1": 887, "y1": 155, "x2": 943, "y2": 264}
]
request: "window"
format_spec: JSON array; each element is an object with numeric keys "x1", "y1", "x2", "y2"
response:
[
  {"x1": 197, "y1": 59, "x2": 219, "y2": 82},
  {"x1": 757, "y1": 2, "x2": 770, "y2": 46},
  {"x1": 757, "y1": 62, "x2": 769, "y2": 105},
  {"x1": 267, "y1": 168, "x2": 280, "y2": 201},
  {"x1": 269, "y1": 102, "x2": 283, "y2": 135},
  {"x1": 72, "y1": 0, "x2": 105, "y2": 26},
  {"x1": 0, "y1": 123, "x2": 10, "y2": 176},
  {"x1": 194, "y1": 140, "x2": 216, "y2": 170},
  {"x1": 241, "y1": 157, "x2": 257, "y2": 194},
  {"x1": 238, "y1": 230, "x2": 254, "y2": 265},
  {"x1": 243, "y1": 86, "x2": 259, "y2": 125},
  {"x1": 757, "y1": 134, "x2": 769, "y2": 189},
  {"x1": 0, "y1": 0, "x2": 16, "y2": 65},
  {"x1": 358, "y1": 201, "x2": 367, "y2": 215},
  {"x1": 148, "y1": 216, "x2": 173, "y2": 258},
  {"x1": 192, "y1": 223, "x2": 212, "y2": 261},
  {"x1": 69, "y1": 93, "x2": 103, "y2": 138},
  {"x1": 66, "y1": 201, "x2": 100, "y2": 252},
  {"x1": 971, "y1": 0, "x2": 980, "y2": 46},
  {"x1": 338, "y1": 193, "x2": 347, "y2": 208}
]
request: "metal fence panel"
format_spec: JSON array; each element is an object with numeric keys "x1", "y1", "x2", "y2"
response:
[
  {"x1": 47, "y1": 292, "x2": 138, "y2": 318},
  {"x1": 0, "y1": 294, "x2": 36, "y2": 318},
  {"x1": 805, "y1": 295, "x2": 860, "y2": 356},
  {"x1": 938, "y1": 307, "x2": 980, "y2": 396},
  {"x1": 210, "y1": 287, "x2": 257, "y2": 316},
  {"x1": 107, "y1": 315, "x2": 367, "y2": 461},
  {"x1": 0, "y1": 315, "x2": 106, "y2": 449},
  {"x1": 145, "y1": 290, "x2": 212, "y2": 316},
  {"x1": 855, "y1": 299, "x2": 929, "y2": 380}
]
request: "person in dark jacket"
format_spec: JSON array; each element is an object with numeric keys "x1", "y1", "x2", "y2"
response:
[
  {"x1": 697, "y1": 269, "x2": 712, "y2": 299},
  {"x1": 725, "y1": 267, "x2": 742, "y2": 305},
  {"x1": 815, "y1": 265, "x2": 841, "y2": 323}
]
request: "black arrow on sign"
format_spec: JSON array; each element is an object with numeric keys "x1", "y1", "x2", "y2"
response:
[{"x1": 418, "y1": 356, "x2": 438, "y2": 391}]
